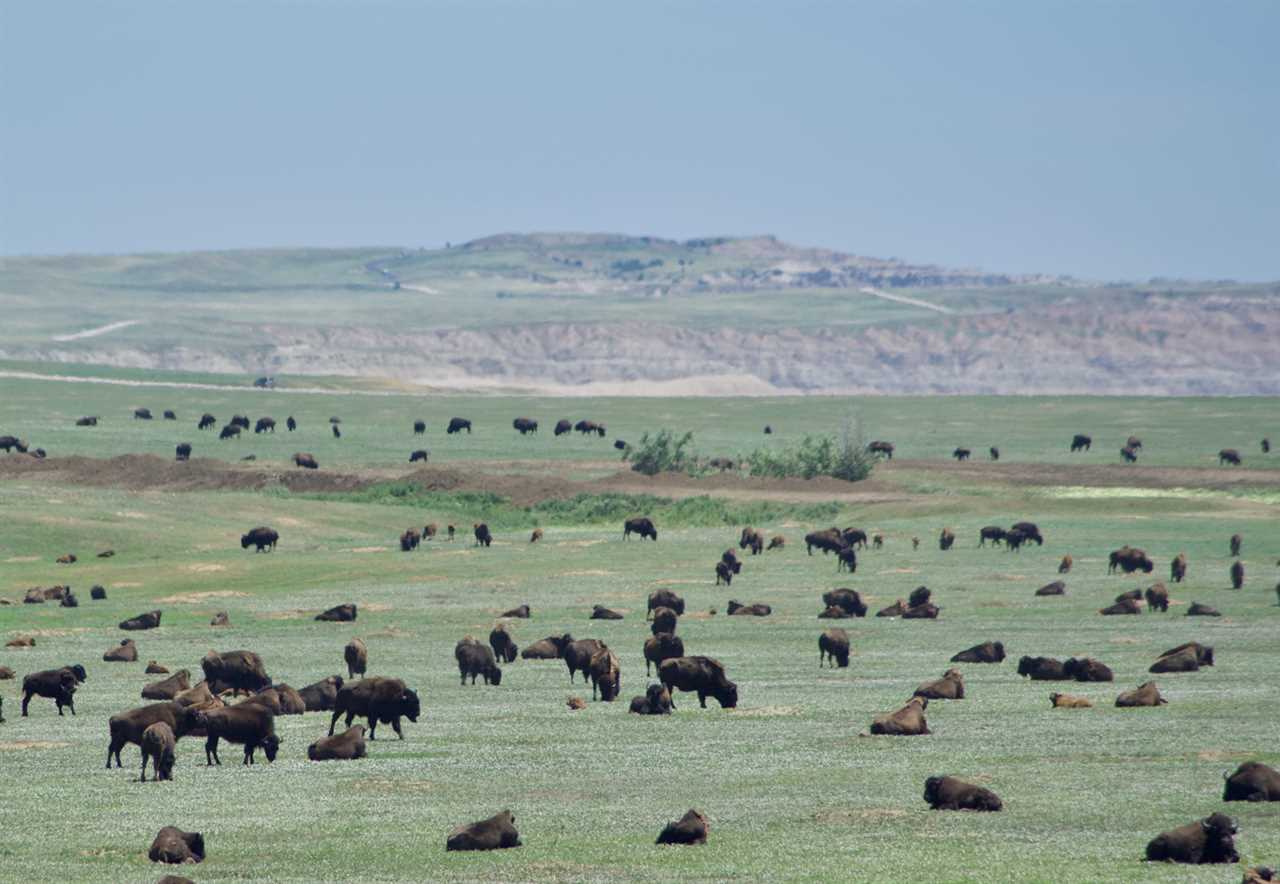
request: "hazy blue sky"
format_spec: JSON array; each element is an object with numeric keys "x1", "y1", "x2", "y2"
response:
[{"x1": 2, "y1": 0, "x2": 1277, "y2": 280}]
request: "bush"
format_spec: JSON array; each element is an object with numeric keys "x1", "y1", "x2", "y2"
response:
[
  {"x1": 625, "y1": 429, "x2": 697, "y2": 476},
  {"x1": 746, "y1": 418, "x2": 876, "y2": 482}
]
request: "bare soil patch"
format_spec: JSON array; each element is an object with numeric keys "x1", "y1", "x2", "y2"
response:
[
  {"x1": 886, "y1": 459, "x2": 1280, "y2": 490},
  {"x1": 0, "y1": 741, "x2": 70, "y2": 751},
  {"x1": 157, "y1": 590, "x2": 249, "y2": 604}
]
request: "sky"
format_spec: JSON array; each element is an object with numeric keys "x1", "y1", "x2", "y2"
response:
[{"x1": 2, "y1": 0, "x2": 1277, "y2": 281}]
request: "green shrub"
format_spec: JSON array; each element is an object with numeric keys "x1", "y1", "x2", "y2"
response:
[
  {"x1": 746, "y1": 417, "x2": 876, "y2": 482},
  {"x1": 625, "y1": 429, "x2": 697, "y2": 476}
]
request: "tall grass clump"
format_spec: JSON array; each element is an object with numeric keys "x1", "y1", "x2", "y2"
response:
[{"x1": 747, "y1": 416, "x2": 876, "y2": 482}]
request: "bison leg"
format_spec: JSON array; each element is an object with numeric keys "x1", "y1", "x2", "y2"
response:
[
  {"x1": 698, "y1": 691, "x2": 708, "y2": 709},
  {"x1": 140, "y1": 752, "x2": 148, "y2": 782},
  {"x1": 244, "y1": 744, "x2": 254, "y2": 765},
  {"x1": 21, "y1": 691, "x2": 31, "y2": 716},
  {"x1": 328, "y1": 709, "x2": 341, "y2": 736},
  {"x1": 205, "y1": 737, "x2": 219, "y2": 766},
  {"x1": 390, "y1": 716, "x2": 404, "y2": 740}
]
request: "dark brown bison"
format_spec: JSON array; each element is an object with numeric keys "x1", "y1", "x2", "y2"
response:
[
  {"x1": 489, "y1": 625, "x2": 518, "y2": 663},
  {"x1": 819, "y1": 628, "x2": 850, "y2": 667},
  {"x1": 1160, "y1": 641, "x2": 1214, "y2": 667},
  {"x1": 923, "y1": 776, "x2": 1002, "y2": 811},
  {"x1": 818, "y1": 605, "x2": 851, "y2": 619},
  {"x1": 989, "y1": 446, "x2": 999, "y2": 460},
  {"x1": 554, "y1": 419, "x2": 572, "y2": 436},
  {"x1": 876, "y1": 599, "x2": 908, "y2": 618},
  {"x1": 292, "y1": 452, "x2": 318, "y2": 469},
  {"x1": 104, "y1": 639, "x2": 138, "y2": 663},
  {"x1": 869, "y1": 696, "x2": 929, "y2": 735},
  {"x1": 656, "y1": 809, "x2": 709, "y2": 845},
  {"x1": 344, "y1": 638, "x2": 368, "y2": 679},
  {"x1": 501, "y1": 603, "x2": 530, "y2": 619},
  {"x1": 1009, "y1": 521, "x2": 1043, "y2": 545},
  {"x1": 822, "y1": 588, "x2": 867, "y2": 617},
  {"x1": 1219, "y1": 448, "x2": 1241, "y2": 466},
  {"x1": 1070, "y1": 434, "x2": 1092, "y2": 452},
  {"x1": 192, "y1": 703, "x2": 279, "y2": 765},
  {"x1": 650, "y1": 607, "x2": 678, "y2": 635},
  {"x1": 836, "y1": 547, "x2": 857, "y2": 573},
  {"x1": 329, "y1": 676, "x2": 420, "y2": 740},
  {"x1": 804, "y1": 528, "x2": 844, "y2": 555},
  {"x1": 648, "y1": 589, "x2": 685, "y2": 618},
  {"x1": 413, "y1": 419, "x2": 426, "y2": 434},
  {"x1": 1058, "y1": 555, "x2": 1073, "y2": 574},
  {"x1": 591, "y1": 605, "x2": 624, "y2": 620},
  {"x1": 1187, "y1": 601, "x2": 1221, "y2": 617},
  {"x1": 409, "y1": 449, "x2": 429, "y2": 463},
  {"x1": 22, "y1": 665, "x2": 86, "y2": 716},
  {"x1": 564, "y1": 639, "x2": 607, "y2": 683},
  {"x1": 316, "y1": 603, "x2": 357, "y2": 622},
  {"x1": 953, "y1": 447, "x2": 971, "y2": 461},
  {"x1": 146, "y1": 662, "x2": 169, "y2": 674},
  {"x1": 76, "y1": 415, "x2": 98, "y2": 426},
  {"x1": 1230, "y1": 560, "x2": 1244, "y2": 589},
  {"x1": 254, "y1": 417, "x2": 275, "y2": 434},
  {"x1": 720, "y1": 548, "x2": 742, "y2": 574},
  {"x1": 1115, "y1": 681, "x2": 1167, "y2": 707},
  {"x1": 1145, "y1": 583, "x2": 1169, "y2": 612},
  {"x1": 241, "y1": 527, "x2": 278, "y2": 552},
  {"x1": 298, "y1": 676, "x2": 344, "y2": 712},
  {"x1": 1121, "y1": 446, "x2": 1138, "y2": 463},
  {"x1": 1149, "y1": 645, "x2": 1206, "y2": 673},
  {"x1": 210, "y1": 611, "x2": 229, "y2": 627},
  {"x1": 1145, "y1": 812, "x2": 1238, "y2": 864},
  {"x1": 400, "y1": 527, "x2": 421, "y2": 551},
  {"x1": 332, "y1": 424, "x2": 341, "y2": 439},
  {"x1": 1100, "y1": 598, "x2": 1141, "y2": 615},
  {"x1": 624, "y1": 517, "x2": 657, "y2": 541},
  {"x1": 231, "y1": 415, "x2": 251, "y2": 430},
  {"x1": 149, "y1": 826, "x2": 205, "y2": 864},
  {"x1": 867, "y1": 440, "x2": 894, "y2": 459},
  {"x1": 0, "y1": 435, "x2": 28, "y2": 453},
  {"x1": 1170, "y1": 552, "x2": 1188, "y2": 583},
  {"x1": 1223, "y1": 761, "x2": 1280, "y2": 802},
  {"x1": 658, "y1": 656, "x2": 738, "y2": 709},
  {"x1": 767, "y1": 534, "x2": 786, "y2": 550},
  {"x1": 1109, "y1": 546, "x2": 1153, "y2": 574},
  {"x1": 473, "y1": 523, "x2": 492, "y2": 547},
  {"x1": 219, "y1": 424, "x2": 241, "y2": 440},
  {"x1": 841, "y1": 528, "x2": 868, "y2": 549},
  {"x1": 446, "y1": 811, "x2": 521, "y2": 851},
  {"x1": 513, "y1": 417, "x2": 538, "y2": 435},
  {"x1": 1035, "y1": 580, "x2": 1066, "y2": 597},
  {"x1": 589, "y1": 647, "x2": 621, "y2": 701},
  {"x1": 939, "y1": 528, "x2": 955, "y2": 551},
  {"x1": 106, "y1": 701, "x2": 197, "y2": 768},
  {"x1": 140, "y1": 721, "x2": 177, "y2": 781},
  {"x1": 446, "y1": 417, "x2": 472, "y2": 434},
  {"x1": 201, "y1": 650, "x2": 271, "y2": 696},
  {"x1": 739, "y1": 527, "x2": 765, "y2": 555},
  {"x1": 143, "y1": 670, "x2": 192, "y2": 701},
  {"x1": 120, "y1": 610, "x2": 162, "y2": 630},
  {"x1": 714, "y1": 561, "x2": 734, "y2": 585},
  {"x1": 134, "y1": 407, "x2": 153, "y2": 420},
  {"x1": 308, "y1": 724, "x2": 367, "y2": 761},
  {"x1": 644, "y1": 633, "x2": 685, "y2": 675},
  {"x1": 1064, "y1": 658, "x2": 1113, "y2": 682},
  {"x1": 629, "y1": 682, "x2": 673, "y2": 715},
  {"x1": 286, "y1": 416, "x2": 296, "y2": 431},
  {"x1": 903, "y1": 601, "x2": 939, "y2": 619},
  {"x1": 198, "y1": 413, "x2": 216, "y2": 430},
  {"x1": 521, "y1": 634, "x2": 573, "y2": 659},
  {"x1": 727, "y1": 600, "x2": 771, "y2": 616},
  {"x1": 1017, "y1": 656, "x2": 1067, "y2": 680},
  {"x1": 529, "y1": 528, "x2": 543, "y2": 543},
  {"x1": 951, "y1": 641, "x2": 1005, "y2": 664},
  {"x1": 978, "y1": 526, "x2": 1006, "y2": 547},
  {"x1": 915, "y1": 669, "x2": 964, "y2": 700},
  {"x1": 91, "y1": 585, "x2": 107, "y2": 600},
  {"x1": 175, "y1": 442, "x2": 192, "y2": 461},
  {"x1": 455, "y1": 637, "x2": 503, "y2": 686},
  {"x1": 1230, "y1": 533, "x2": 1242, "y2": 557}
]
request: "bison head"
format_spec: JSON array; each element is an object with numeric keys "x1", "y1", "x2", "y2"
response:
[
  {"x1": 262, "y1": 734, "x2": 281, "y2": 762},
  {"x1": 488, "y1": 665, "x2": 503, "y2": 686},
  {"x1": 401, "y1": 689, "x2": 421, "y2": 722},
  {"x1": 715, "y1": 681, "x2": 739, "y2": 709},
  {"x1": 1016, "y1": 657, "x2": 1035, "y2": 677},
  {"x1": 923, "y1": 776, "x2": 945, "y2": 805},
  {"x1": 240, "y1": 534, "x2": 252, "y2": 549},
  {"x1": 68, "y1": 664, "x2": 87, "y2": 683},
  {"x1": 991, "y1": 642, "x2": 1006, "y2": 662}
]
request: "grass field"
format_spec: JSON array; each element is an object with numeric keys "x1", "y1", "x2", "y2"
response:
[{"x1": 1, "y1": 373, "x2": 1278, "y2": 882}]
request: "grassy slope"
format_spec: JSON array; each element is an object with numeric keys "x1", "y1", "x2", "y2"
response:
[{"x1": 0, "y1": 381, "x2": 1278, "y2": 882}]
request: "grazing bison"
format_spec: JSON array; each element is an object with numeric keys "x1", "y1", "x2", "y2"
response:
[
  {"x1": 400, "y1": 528, "x2": 421, "y2": 551},
  {"x1": 1100, "y1": 598, "x2": 1141, "y2": 615},
  {"x1": 1219, "y1": 449, "x2": 1242, "y2": 466},
  {"x1": 1109, "y1": 546, "x2": 1154, "y2": 574},
  {"x1": 714, "y1": 561, "x2": 734, "y2": 585},
  {"x1": 409, "y1": 449, "x2": 429, "y2": 463},
  {"x1": 822, "y1": 588, "x2": 867, "y2": 617},
  {"x1": 489, "y1": 625, "x2": 518, "y2": 663},
  {"x1": 554, "y1": 419, "x2": 572, "y2": 436},
  {"x1": 120, "y1": 610, "x2": 162, "y2": 630},
  {"x1": 332, "y1": 424, "x2": 341, "y2": 439},
  {"x1": 739, "y1": 526, "x2": 763, "y2": 552},
  {"x1": 841, "y1": 528, "x2": 869, "y2": 549},
  {"x1": 1264, "y1": 438, "x2": 1273, "y2": 454},
  {"x1": 201, "y1": 650, "x2": 270, "y2": 696},
  {"x1": 1115, "y1": 681, "x2": 1167, "y2": 707},
  {"x1": 1170, "y1": 552, "x2": 1188, "y2": 583},
  {"x1": 1050, "y1": 692, "x2": 1093, "y2": 708},
  {"x1": 345, "y1": 638, "x2": 368, "y2": 679},
  {"x1": 106, "y1": 701, "x2": 195, "y2": 768},
  {"x1": 650, "y1": 607, "x2": 678, "y2": 635},
  {"x1": 192, "y1": 703, "x2": 279, "y2": 765},
  {"x1": 1145, "y1": 812, "x2": 1238, "y2": 864},
  {"x1": 939, "y1": 528, "x2": 955, "y2": 551},
  {"x1": 953, "y1": 447, "x2": 971, "y2": 461},
  {"x1": 989, "y1": 446, "x2": 1000, "y2": 460},
  {"x1": 241, "y1": 527, "x2": 279, "y2": 552},
  {"x1": 76, "y1": 415, "x2": 99, "y2": 427},
  {"x1": 1058, "y1": 555, "x2": 1073, "y2": 574},
  {"x1": 293, "y1": 452, "x2": 318, "y2": 469},
  {"x1": 923, "y1": 776, "x2": 1002, "y2": 811},
  {"x1": 446, "y1": 811, "x2": 521, "y2": 851},
  {"x1": 143, "y1": 670, "x2": 192, "y2": 701},
  {"x1": 210, "y1": 611, "x2": 229, "y2": 627},
  {"x1": 1230, "y1": 533, "x2": 1242, "y2": 557},
  {"x1": 629, "y1": 682, "x2": 673, "y2": 715},
  {"x1": 915, "y1": 669, "x2": 964, "y2": 700},
  {"x1": 473, "y1": 523, "x2": 492, "y2": 547},
  {"x1": 513, "y1": 417, "x2": 538, "y2": 435},
  {"x1": 148, "y1": 827, "x2": 205, "y2": 865},
  {"x1": 727, "y1": 600, "x2": 771, "y2": 616},
  {"x1": 1017, "y1": 656, "x2": 1068, "y2": 680},
  {"x1": 643, "y1": 633, "x2": 684, "y2": 675},
  {"x1": 522, "y1": 634, "x2": 573, "y2": 660},
  {"x1": 104, "y1": 639, "x2": 138, "y2": 663},
  {"x1": 867, "y1": 440, "x2": 894, "y2": 459},
  {"x1": 588, "y1": 646, "x2": 621, "y2": 701},
  {"x1": 1064, "y1": 658, "x2": 1113, "y2": 682},
  {"x1": 230, "y1": 415, "x2": 250, "y2": 430},
  {"x1": 624, "y1": 517, "x2": 657, "y2": 541},
  {"x1": 447, "y1": 417, "x2": 472, "y2": 434},
  {"x1": 1009, "y1": 521, "x2": 1043, "y2": 545},
  {"x1": 22, "y1": 665, "x2": 86, "y2": 716},
  {"x1": 447, "y1": 525, "x2": 455, "y2": 540},
  {"x1": 950, "y1": 641, "x2": 1005, "y2": 664},
  {"x1": 134, "y1": 408, "x2": 153, "y2": 420},
  {"x1": 564, "y1": 639, "x2": 607, "y2": 683},
  {"x1": 316, "y1": 603, "x2": 357, "y2": 622},
  {"x1": 1223, "y1": 761, "x2": 1280, "y2": 802},
  {"x1": 298, "y1": 676, "x2": 344, "y2": 712},
  {"x1": 869, "y1": 697, "x2": 930, "y2": 736},
  {"x1": 175, "y1": 442, "x2": 192, "y2": 462},
  {"x1": 254, "y1": 417, "x2": 275, "y2": 434},
  {"x1": 218, "y1": 424, "x2": 240, "y2": 440},
  {"x1": 286, "y1": 416, "x2": 297, "y2": 431},
  {"x1": 1187, "y1": 601, "x2": 1221, "y2": 617},
  {"x1": 140, "y1": 721, "x2": 177, "y2": 781},
  {"x1": 819, "y1": 628, "x2": 850, "y2": 667},
  {"x1": 648, "y1": 589, "x2": 685, "y2": 618},
  {"x1": 329, "y1": 677, "x2": 420, "y2": 740},
  {"x1": 501, "y1": 603, "x2": 530, "y2": 619},
  {"x1": 0, "y1": 435, "x2": 28, "y2": 453},
  {"x1": 308, "y1": 724, "x2": 367, "y2": 761},
  {"x1": 1145, "y1": 583, "x2": 1169, "y2": 612},
  {"x1": 1230, "y1": 560, "x2": 1244, "y2": 589},
  {"x1": 1035, "y1": 580, "x2": 1066, "y2": 597},
  {"x1": 767, "y1": 534, "x2": 786, "y2": 550},
  {"x1": 836, "y1": 547, "x2": 857, "y2": 573},
  {"x1": 805, "y1": 528, "x2": 844, "y2": 556},
  {"x1": 591, "y1": 605, "x2": 624, "y2": 620},
  {"x1": 455, "y1": 638, "x2": 503, "y2": 686},
  {"x1": 1070, "y1": 434, "x2": 1092, "y2": 452},
  {"x1": 198, "y1": 414, "x2": 216, "y2": 430},
  {"x1": 658, "y1": 656, "x2": 738, "y2": 709},
  {"x1": 1121, "y1": 446, "x2": 1139, "y2": 463},
  {"x1": 978, "y1": 526, "x2": 1006, "y2": 547},
  {"x1": 656, "y1": 809, "x2": 709, "y2": 845},
  {"x1": 529, "y1": 528, "x2": 543, "y2": 543}
]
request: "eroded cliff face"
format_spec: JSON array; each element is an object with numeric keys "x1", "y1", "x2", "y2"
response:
[{"x1": 13, "y1": 296, "x2": 1278, "y2": 395}]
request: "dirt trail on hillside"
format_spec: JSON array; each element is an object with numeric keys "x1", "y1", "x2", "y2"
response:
[{"x1": 884, "y1": 459, "x2": 1280, "y2": 491}]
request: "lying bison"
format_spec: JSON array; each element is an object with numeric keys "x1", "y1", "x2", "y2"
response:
[
  {"x1": 329, "y1": 676, "x2": 420, "y2": 740},
  {"x1": 923, "y1": 776, "x2": 1002, "y2": 811},
  {"x1": 727, "y1": 600, "x2": 771, "y2": 616},
  {"x1": 915, "y1": 669, "x2": 964, "y2": 700},
  {"x1": 1187, "y1": 601, "x2": 1222, "y2": 617},
  {"x1": 822, "y1": 588, "x2": 867, "y2": 617},
  {"x1": 658, "y1": 656, "x2": 738, "y2": 709},
  {"x1": 591, "y1": 605, "x2": 624, "y2": 620},
  {"x1": 142, "y1": 670, "x2": 192, "y2": 701},
  {"x1": 241, "y1": 526, "x2": 278, "y2": 552},
  {"x1": 1035, "y1": 581, "x2": 1066, "y2": 597},
  {"x1": 521, "y1": 634, "x2": 573, "y2": 660},
  {"x1": 1064, "y1": 658, "x2": 1113, "y2": 682},
  {"x1": 1017, "y1": 656, "x2": 1067, "y2": 680},
  {"x1": 1116, "y1": 681, "x2": 1167, "y2": 707},
  {"x1": 1145, "y1": 812, "x2": 1238, "y2": 864},
  {"x1": 446, "y1": 811, "x2": 521, "y2": 851},
  {"x1": 104, "y1": 639, "x2": 138, "y2": 662},
  {"x1": 629, "y1": 682, "x2": 673, "y2": 715},
  {"x1": 298, "y1": 676, "x2": 344, "y2": 712},
  {"x1": 656, "y1": 809, "x2": 709, "y2": 845},
  {"x1": 869, "y1": 697, "x2": 929, "y2": 735},
  {"x1": 293, "y1": 452, "x2": 318, "y2": 469},
  {"x1": 1050, "y1": 692, "x2": 1092, "y2": 708},
  {"x1": 1223, "y1": 761, "x2": 1280, "y2": 802},
  {"x1": 819, "y1": 628, "x2": 850, "y2": 667},
  {"x1": 316, "y1": 603, "x2": 357, "y2": 622},
  {"x1": 624, "y1": 516, "x2": 658, "y2": 541},
  {"x1": 120, "y1": 610, "x2": 162, "y2": 630},
  {"x1": 148, "y1": 826, "x2": 205, "y2": 865},
  {"x1": 22, "y1": 665, "x2": 86, "y2": 716},
  {"x1": 309, "y1": 724, "x2": 367, "y2": 761},
  {"x1": 951, "y1": 641, "x2": 1005, "y2": 664}
]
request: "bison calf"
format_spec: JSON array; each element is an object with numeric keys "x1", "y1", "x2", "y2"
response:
[
  {"x1": 1050, "y1": 692, "x2": 1092, "y2": 708},
  {"x1": 140, "y1": 722, "x2": 176, "y2": 782},
  {"x1": 819, "y1": 628, "x2": 850, "y2": 668}
]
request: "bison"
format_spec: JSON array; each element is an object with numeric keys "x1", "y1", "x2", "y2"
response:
[
  {"x1": 22, "y1": 665, "x2": 86, "y2": 716},
  {"x1": 500, "y1": 603, "x2": 530, "y2": 619},
  {"x1": 1160, "y1": 641, "x2": 1214, "y2": 667},
  {"x1": 1149, "y1": 646, "x2": 1204, "y2": 673},
  {"x1": 923, "y1": 776, "x2": 1002, "y2": 811},
  {"x1": 254, "y1": 417, "x2": 275, "y2": 434},
  {"x1": 1050, "y1": 692, "x2": 1093, "y2": 708},
  {"x1": 714, "y1": 561, "x2": 734, "y2": 585},
  {"x1": 446, "y1": 417, "x2": 472, "y2": 434},
  {"x1": 308, "y1": 724, "x2": 368, "y2": 761},
  {"x1": 218, "y1": 424, "x2": 240, "y2": 440},
  {"x1": 489, "y1": 625, "x2": 518, "y2": 663},
  {"x1": 1070, "y1": 434, "x2": 1092, "y2": 452},
  {"x1": 400, "y1": 528, "x2": 421, "y2": 551},
  {"x1": 409, "y1": 449, "x2": 429, "y2": 463},
  {"x1": 134, "y1": 407, "x2": 153, "y2": 420},
  {"x1": 106, "y1": 700, "x2": 195, "y2": 768},
  {"x1": 1064, "y1": 658, "x2": 1113, "y2": 682},
  {"x1": 629, "y1": 682, "x2": 673, "y2": 715},
  {"x1": 564, "y1": 639, "x2": 607, "y2": 683},
  {"x1": 456, "y1": 637, "x2": 503, "y2": 686},
  {"x1": 591, "y1": 605, "x2": 624, "y2": 620},
  {"x1": 978, "y1": 526, "x2": 1006, "y2": 547},
  {"x1": 104, "y1": 639, "x2": 138, "y2": 663},
  {"x1": 198, "y1": 414, "x2": 216, "y2": 430},
  {"x1": 345, "y1": 638, "x2": 368, "y2": 679},
  {"x1": 202, "y1": 650, "x2": 270, "y2": 696},
  {"x1": 140, "y1": 721, "x2": 177, "y2": 781},
  {"x1": 819, "y1": 628, "x2": 850, "y2": 667},
  {"x1": 446, "y1": 811, "x2": 521, "y2": 851},
  {"x1": 120, "y1": 610, "x2": 162, "y2": 630},
  {"x1": 867, "y1": 440, "x2": 894, "y2": 459},
  {"x1": 588, "y1": 646, "x2": 621, "y2": 701},
  {"x1": 822, "y1": 588, "x2": 867, "y2": 617},
  {"x1": 1219, "y1": 449, "x2": 1242, "y2": 466},
  {"x1": 192, "y1": 703, "x2": 279, "y2": 765},
  {"x1": 1170, "y1": 552, "x2": 1188, "y2": 583},
  {"x1": 1116, "y1": 681, "x2": 1167, "y2": 707},
  {"x1": 658, "y1": 656, "x2": 738, "y2": 709},
  {"x1": 293, "y1": 452, "x2": 318, "y2": 469},
  {"x1": 656, "y1": 809, "x2": 709, "y2": 845},
  {"x1": 767, "y1": 534, "x2": 786, "y2": 550},
  {"x1": 836, "y1": 547, "x2": 857, "y2": 573},
  {"x1": 727, "y1": 600, "x2": 771, "y2": 616},
  {"x1": 624, "y1": 517, "x2": 657, "y2": 541},
  {"x1": 1017, "y1": 656, "x2": 1067, "y2": 680},
  {"x1": 1145, "y1": 812, "x2": 1238, "y2": 864},
  {"x1": 650, "y1": 607, "x2": 678, "y2": 635},
  {"x1": 1230, "y1": 560, "x2": 1244, "y2": 589},
  {"x1": 241, "y1": 527, "x2": 278, "y2": 552},
  {"x1": 953, "y1": 447, "x2": 971, "y2": 461},
  {"x1": 0, "y1": 435, "x2": 28, "y2": 453},
  {"x1": 1035, "y1": 580, "x2": 1066, "y2": 597},
  {"x1": 76, "y1": 415, "x2": 99, "y2": 427},
  {"x1": 1121, "y1": 446, "x2": 1138, "y2": 463},
  {"x1": 148, "y1": 826, "x2": 205, "y2": 865},
  {"x1": 1100, "y1": 598, "x2": 1141, "y2": 615},
  {"x1": 869, "y1": 697, "x2": 930, "y2": 736},
  {"x1": 286, "y1": 416, "x2": 297, "y2": 431},
  {"x1": 939, "y1": 528, "x2": 955, "y2": 551},
  {"x1": 1223, "y1": 761, "x2": 1280, "y2": 802},
  {"x1": 142, "y1": 670, "x2": 192, "y2": 701},
  {"x1": 643, "y1": 633, "x2": 684, "y2": 675},
  {"x1": 805, "y1": 528, "x2": 844, "y2": 556},
  {"x1": 522, "y1": 634, "x2": 573, "y2": 660},
  {"x1": 951, "y1": 641, "x2": 1005, "y2": 664},
  {"x1": 175, "y1": 442, "x2": 192, "y2": 461},
  {"x1": 554, "y1": 419, "x2": 572, "y2": 436},
  {"x1": 298, "y1": 675, "x2": 344, "y2": 712},
  {"x1": 316, "y1": 603, "x2": 357, "y2": 622},
  {"x1": 329, "y1": 676, "x2": 420, "y2": 740},
  {"x1": 473, "y1": 523, "x2": 492, "y2": 547},
  {"x1": 915, "y1": 669, "x2": 964, "y2": 700},
  {"x1": 1058, "y1": 555, "x2": 1073, "y2": 574},
  {"x1": 1187, "y1": 601, "x2": 1221, "y2": 617},
  {"x1": 1230, "y1": 533, "x2": 1242, "y2": 557},
  {"x1": 648, "y1": 589, "x2": 685, "y2": 618},
  {"x1": 513, "y1": 417, "x2": 538, "y2": 435},
  {"x1": 1145, "y1": 583, "x2": 1169, "y2": 612},
  {"x1": 1109, "y1": 546, "x2": 1154, "y2": 574}
]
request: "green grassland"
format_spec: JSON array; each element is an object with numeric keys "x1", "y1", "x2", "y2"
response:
[{"x1": 1, "y1": 377, "x2": 1278, "y2": 882}]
